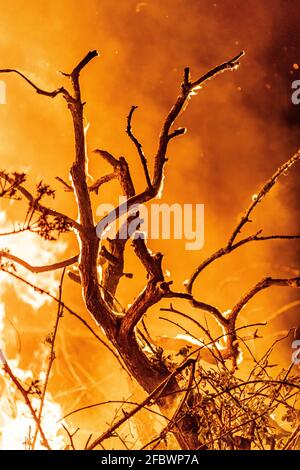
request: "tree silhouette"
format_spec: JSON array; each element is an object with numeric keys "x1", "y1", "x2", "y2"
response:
[{"x1": 0, "y1": 50, "x2": 299, "y2": 450}]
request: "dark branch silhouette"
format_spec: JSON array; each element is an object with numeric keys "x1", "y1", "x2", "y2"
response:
[{"x1": 1, "y1": 49, "x2": 300, "y2": 450}]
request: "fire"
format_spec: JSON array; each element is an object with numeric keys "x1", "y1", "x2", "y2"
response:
[
  {"x1": 0, "y1": 213, "x2": 67, "y2": 450},
  {"x1": 0, "y1": 210, "x2": 66, "y2": 309},
  {"x1": 0, "y1": 303, "x2": 66, "y2": 450},
  {"x1": 0, "y1": 363, "x2": 65, "y2": 450}
]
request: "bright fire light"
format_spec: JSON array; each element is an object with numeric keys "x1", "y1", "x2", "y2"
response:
[{"x1": 0, "y1": 212, "x2": 67, "y2": 449}]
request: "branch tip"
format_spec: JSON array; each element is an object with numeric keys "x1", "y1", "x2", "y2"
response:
[{"x1": 72, "y1": 50, "x2": 100, "y2": 77}]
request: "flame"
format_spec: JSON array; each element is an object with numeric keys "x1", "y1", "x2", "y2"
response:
[
  {"x1": 0, "y1": 364, "x2": 65, "y2": 450},
  {"x1": 0, "y1": 303, "x2": 65, "y2": 449},
  {"x1": 0, "y1": 214, "x2": 66, "y2": 449},
  {"x1": 0, "y1": 211, "x2": 66, "y2": 309}
]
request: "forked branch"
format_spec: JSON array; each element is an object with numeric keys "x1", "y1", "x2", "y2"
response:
[
  {"x1": 0, "y1": 171, "x2": 81, "y2": 231},
  {"x1": 229, "y1": 276, "x2": 300, "y2": 324},
  {"x1": 227, "y1": 150, "x2": 300, "y2": 247},
  {"x1": 96, "y1": 51, "x2": 245, "y2": 241},
  {"x1": 187, "y1": 150, "x2": 300, "y2": 294}
]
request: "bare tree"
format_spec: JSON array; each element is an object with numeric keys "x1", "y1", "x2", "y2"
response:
[{"x1": 0, "y1": 50, "x2": 299, "y2": 450}]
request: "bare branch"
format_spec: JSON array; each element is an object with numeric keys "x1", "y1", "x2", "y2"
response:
[
  {"x1": 32, "y1": 268, "x2": 66, "y2": 449},
  {"x1": 97, "y1": 154, "x2": 135, "y2": 303},
  {"x1": 0, "y1": 267, "x2": 124, "y2": 369},
  {"x1": 61, "y1": 425, "x2": 79, "y2": 450},
  {"x1": 283, "y1": 424, "x2": 300, "y2": 450},
  {"x1": 0, "y1": 171, "x2": 81, "y2": 231},
  {"x1": 126, "y1": 105, "x2": 152, "y2": 188},
  {"x1": 60, "y1": 399, "x2": 169, "y2": 423},
  {"x1": 89, "y1": 172, "x2": 116, "y2": 194},
  {"x1": 86, "y1": 358, "x2": 196, "y2": 450},
  {"x1": 0, "y1": 68, "x2": 70, "y2": 99},
  {"x1": 168, "y1": 127, "x2": 187, "y2": 140},
  {"x1": 96, "y1": 52, "x2": 245, "y2": 241},
  {"x1": 56, "y1": 173, "x2": 115, "y2": 194},
  {"x1": 226, "y1": 276, "x2": 300, "y2": 367},
  {"x1": 235, "y1": 233, "x2": 300, "y2": 246},
  {"x1": 94, "y1": 149, "x2": 120, "y2": 168},
  {"x1": 228, "y1": 150, "x2": 300, "y2": 247},
  {"x1": 71, "y1": 50, "x2": 99, "y2": 78},
  {"x1": 1, "y1": 351, "x2": 51, "y2": 449},
  {"x1": 190, "y1": 51, "x2": 245, "y2": 89},
  {"x1": 152, "y1": 51, "x2": 244, "y2": 191},
  {"x1": 120, "y1": 279, "x2": 169, "y2": 337},
  {"x1": 95, "y1": 149, "x2": 164, "y2": 304},
  {"x1": 229, "y1": 276, "x2": 300, "y2": 324},
  {"x1": 0, "y1": 226, "x2": 31, "y2": 237},
  {"x1": 187, "y1": 231, "x2": 300, "y2": 294},
  {"x1": 84, "y1": 434, "x2": 94, "y2": 450},
  {"x1": 141, "y1": 360, "x2": 196, "y2": 450},
  {"x1": 55, "y1": 176, "x2": 73, "y2": 192},
  {"x1": 0, "y1": 251, "x2": 78, "y2": 273},
  {"x1": 63, "y1": 51, "x2": 118, "y2": 339},
  {"x1": 166, "y1": 290, "x2": 228, "y2": 328},
  {"x1": 68, "y1": 270, "x2": 81, "y2": 284},
  {"x1": 187, "y1": 150, "x2": 300, "y2": 294}
]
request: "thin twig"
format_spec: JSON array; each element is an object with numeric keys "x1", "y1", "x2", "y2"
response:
[
  {"x1": 1, "y1": 351, "x2": 51, "y2": 449},
  {"x1": 86, "y1": 358, "x2": 196, "y2": 450},
  {"x1": 0, "y1": 251, "x2": 78, "y2": 273},
  {"x1": 187, "y1": 149, "x2": 300, "y2": 294},
  {"x1": 229, "y1": 276, "x2": 300, "y2": 324},
  {"x1": 60, "y1": 400, "x2": 170, "y2": 423},
  {"x1": 126, "y1": 105, "x2": 152, "y2": 188},
  {"x1": 32, "y1": 268, "x2": 66, "y2": 449},
  {"x1": 0, "y1": 69, "x2": 70, "y2": 99},
  {"x1": 62, "y1": 424, "x2": 79, "y2": 450},
  {"x1": 141, "y1": 360, "x2": 196, "y2": 450},
  {"x1": 0, "y1": 267, "x2": 126, "y2": 372},
  {"x1": 228, "y1": 150, "x2": 300, "y2": 247},
  {"x1": 55, "y1": 177, "x2": 73, "y2": 192},
  {"x1": 187, "y1": 232, "x2": 300, "y2": 294},
  {"x1": 0, "y1": 171, "x2": 81, "y2": 231}
]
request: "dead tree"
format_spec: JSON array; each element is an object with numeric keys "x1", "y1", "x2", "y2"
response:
[{"x1": 0, "y1": 50, "x2": 299, "y2": 450}]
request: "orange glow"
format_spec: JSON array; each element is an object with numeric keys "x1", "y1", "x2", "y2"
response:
[{"x1": 0, "y1": 0, "x2": 299, "y2": 450}]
